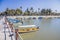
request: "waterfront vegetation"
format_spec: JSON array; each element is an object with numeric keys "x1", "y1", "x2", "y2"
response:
[{"x1": 0, "y1": 7, "x2": 60, "y2": 16}]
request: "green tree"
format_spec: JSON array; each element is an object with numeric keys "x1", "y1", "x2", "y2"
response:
[
  {"x1": 30, "y1": 7, "x2": 34, "y2": 15},
  {"x1": 46, "y1": 9, "x2": 52, "y2": 15},
  {"x1": 41, "y1": 9, "x2": 46, "y2": 15},
  {"x1": 41, "y1": 9, "x2": 52, "y2": 15},
  {"x1": 4, "y1": 8, "x2": 9, "y2": 15},
  {"x1": 15, "y1": 8, "x2": 22, "y2": 15},
  {"x1": 24, "y1": 8, "x2": 30, "y2": 15}
]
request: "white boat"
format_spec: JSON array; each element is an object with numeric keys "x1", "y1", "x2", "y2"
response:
[{"x1": 17, "y1": 25, "x2": 40, "y2": 33}]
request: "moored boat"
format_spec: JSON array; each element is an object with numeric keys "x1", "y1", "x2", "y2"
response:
[
  {"x1": 17, "y1": 25, "x2": 40, "y2": 33},
  {"x1": 7, "y1": 18, "x2": 40, "y2": 33}
]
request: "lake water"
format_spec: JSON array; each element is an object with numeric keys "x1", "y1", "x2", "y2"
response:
[
  {"x1": 0, "y1": 16, "x2": 60, "y2": 40},
  {"x1": 20, "y1": 18, "x2": 60, "y2": 40}
]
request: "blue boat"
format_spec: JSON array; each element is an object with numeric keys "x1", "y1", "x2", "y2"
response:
[
  {"x1": 38, "y1": 17, "x2": 42, "y2": 19},
  {"x1": 7, "y1": 18, "x2": 20, "y2": 23},
  {"x1": 33, "y1": 17, "x2": 36, "y2": 19}
]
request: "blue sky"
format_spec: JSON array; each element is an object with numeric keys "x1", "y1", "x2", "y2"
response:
[{"x1": 0, "y1": 0, "x2": 60, "y2": 12}]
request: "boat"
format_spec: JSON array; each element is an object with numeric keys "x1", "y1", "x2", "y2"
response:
[
  {"x1": 38, "y1": 17, "x2": 42, "y2": 19},
  {"x1": 7, "y1": 18, "x2": 40, "y2": 33},
  {"x1": 17, "y1": 25, "x2": 40, "y2": 33},
  {"x1": 7, "y1": 18, "x2": 20, "y2": 23},
  {"x1": 33, "y1": 17, "x2": 36, "y2": 19}
]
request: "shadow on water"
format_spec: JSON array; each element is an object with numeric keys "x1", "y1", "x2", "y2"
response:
[{"x1": 20, "y1": 31, "x2": 39, "y2": 40}]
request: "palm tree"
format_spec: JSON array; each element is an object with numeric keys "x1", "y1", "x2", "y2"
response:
[
  {"x1": 4, "y1": 8, "x2": 9, "y2": 15},
  {"x1": 30, "y1": 7, "x2": 34, "y2": 15},
  {"x1": 24, "y1": 8, "x2": 30, "y2": 15},
  {"x1": 48, "y1": 9, "x2": 52, "y2": 15},
  {"x1": 20, "y1": 6, "x2": 22, "y2": 9},
  {"x1": 38, "y1": 8, "x2": 40, "y2": 12},
  {"x1": 41, "y1": 9, "x2": 46, "y2": 15},
  {"x1": 20, "y1": 6, "x2": 23, "y2": 15},
  {"x1": 46, "y1": 9, "x2": 49, "y2": 15},
  {"x1": 55, "y1": 10, "x2": 57, "y2": 13},
  {"x1": 46, "y1": 9, "x2": 52, "y2": 15},
  {"x1": 38, "y1": 8, "x2": 40, "y2": 15}
]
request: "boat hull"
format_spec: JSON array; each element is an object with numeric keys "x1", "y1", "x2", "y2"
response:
[{"x1": 18, "y1": 27, "x2": 39, "y2": 33}]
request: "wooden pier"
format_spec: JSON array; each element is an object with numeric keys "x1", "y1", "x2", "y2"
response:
[{"x1": 0, "y1": 16, "x2": 15, "y2": 40}]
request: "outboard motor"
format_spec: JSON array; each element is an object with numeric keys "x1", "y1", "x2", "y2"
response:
[{"x1": 37, "y1": 26, "x2": 40, "y2": 29}]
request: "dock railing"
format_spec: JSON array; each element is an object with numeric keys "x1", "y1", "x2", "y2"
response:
[{"x1": 18, "y1": 32, "x2": 23, "y2": 40}]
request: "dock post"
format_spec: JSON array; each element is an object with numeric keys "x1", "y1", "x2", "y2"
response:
[{"x1": 15, "y1": 29, "x2": 18, "y2": 40}]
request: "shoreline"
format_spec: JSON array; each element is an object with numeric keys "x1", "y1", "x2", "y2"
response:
[
  {"x1": 6, "y1": 16, "x2": 60, "y2": 19},
  {"x1": 7, "y1": 16, "x2": 60, "y2": 18}
]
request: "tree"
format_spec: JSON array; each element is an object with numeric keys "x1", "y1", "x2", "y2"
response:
[
  {"x1": 5, "y1": 9, "x2": 16, "y2": 16},
  {"x1": 38, "y1": 8, "x2": 40, "y2": 12},
  {"x1": 10, "y1": 9, "x2": 15, "y2": 15},
  {"x1": 49, "y1": 9, "x2": 52, "y2": 13},
  {"x1": 4, "y1": 8, "x2": 9, "y2": 15},
  {"x1": 20, "y1": 6, "x2": 23, "y2": 15},
  {"x1": 30, "y1": 7, "x2": 34, "y2": 15},
  {"x1": 20, "y1": 6, "x2": 22, "y2": 9},
  {"x1": 15, "y1": 8, "x2": 22, "y2": 15},
  {"x1": 38, "y1": 8, "x2": 40, "y2": 15},
  {"x1": 41, "y1": 9, "x2": 52, "y2": 15},
  {"x1": 41, "y1": 9, "x2": 46, "y2": 15},
  {"x1": 46, "y1": 9, "x2": 52, "y2": 15},
  {"x1": 24, "y1": 8, "x2": 30, "y2": 15}
]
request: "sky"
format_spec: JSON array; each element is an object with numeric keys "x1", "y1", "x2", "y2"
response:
[{"x1": 0, "y1": 0, "x2": 60, "y2": 12}]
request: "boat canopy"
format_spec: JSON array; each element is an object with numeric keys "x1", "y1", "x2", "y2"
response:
[
  {"x1": 7, "y1": 18, "x2": 20, "y2": 23},
  {"x1": 19, "y1": 25, "x2": 36, "y2": 28}
]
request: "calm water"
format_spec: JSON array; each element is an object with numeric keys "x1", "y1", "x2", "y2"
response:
[
  {"x1": 20, "y1": 18, "x2": 60, "y2": 40},
  {"x1": 1, "y1": 16, "x2": 60, "y2": 40}
]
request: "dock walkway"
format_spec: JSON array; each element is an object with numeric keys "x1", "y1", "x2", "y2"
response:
[{"x1": 0, "y1": 17, "x2": 15, "y2": 40}]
